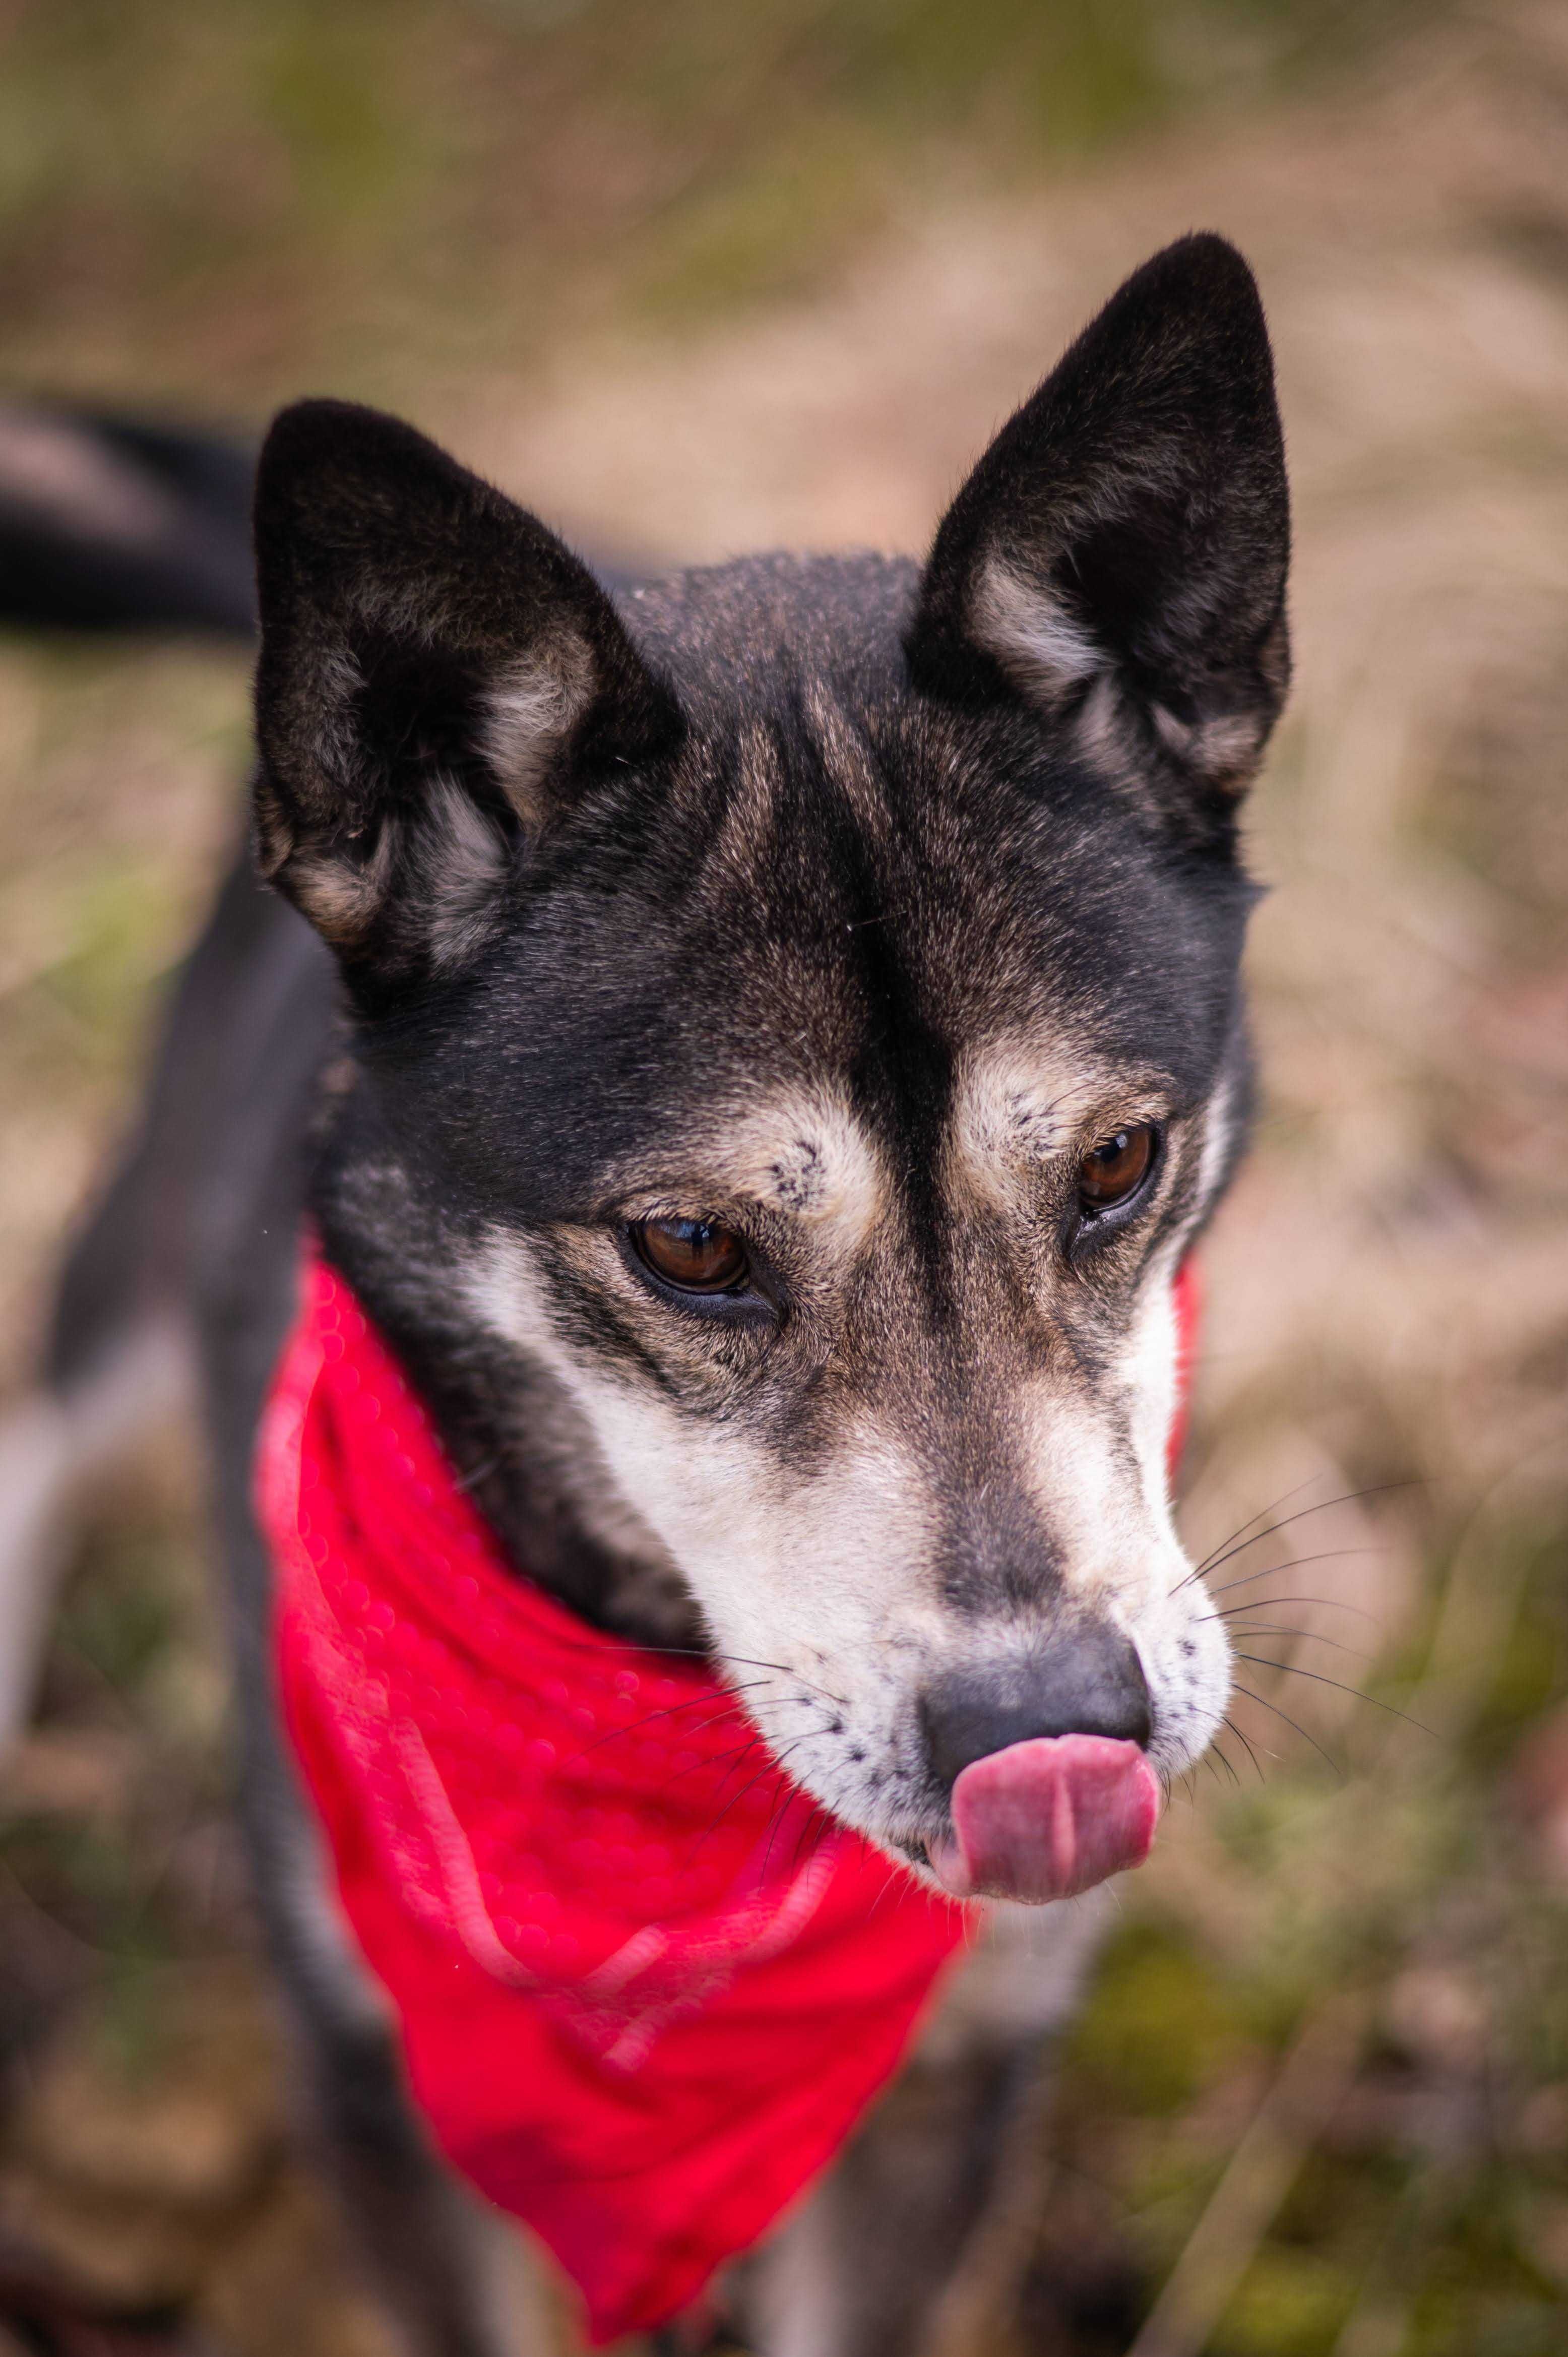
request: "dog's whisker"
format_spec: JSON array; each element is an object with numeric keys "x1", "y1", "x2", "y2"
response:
[
  {"x1": 716, "y1": 1713, "x2": 837, "y2": 1804},
  {"x1": 1230, "y1": 1685, "x2": 1345, "y2": 1778},
  {"x1": 1230, "y1": 1655, "x2": 1431, "y2": 1734},
  {"x1": 651, "y1": 1706, "x2": 761, "y2": 1758},
  {"x1": 667, "y1": 1730, "x2": 765, "y2": 1785},
  {"x1": 1221, "y1": 1713, "x2": 1267, "y2": 1783},
  {"x1": 745, "y1": 1749, "x2": 827, "y2": 1866},
  {"x1": 863, "y1": 1862, "x2": 902, "y2": 1924},
  {"x1": 1208, "y1": 1594, "x2": 1381, "y2": 1623},
  {"x1": 1181, "y1": 1470, "x2": 1328, "y2": 1581},
  {"x1": 1179, "y1": 1461, "x2": 1348, "y2": 1574},
  {"x1": 760, "y1": 1773, "x2": 816, "y2": 1880},
  {"x1": 450, "y1": 1453, "x2": 503, "y2": 1495},
  {"x1": 717, "y1": 1659, "x2": 848, "y2": 1709},
  {"x1": 1203, "y1": 1545, "x2": 1379, "y2": 1599},
  {"x1": 576, "y1": 1680, "x2": 772, "y2": 1754},
  {"x1": 688, "y1": 1738, "x2": 821, "y2": 1859},
  {"x1": 1175, "y1": 1480, "x2": 1418, "y2": 1591},
  {"x1": 1203, "y1": 1620, "x2": 1373, "y2": 1661},
  {"x1": 788, "y1": 1805, "x2": 832, "y2": 1880},
  {"x1": 609, "y1": 1642, "x2": 849, "y2": 1714}
]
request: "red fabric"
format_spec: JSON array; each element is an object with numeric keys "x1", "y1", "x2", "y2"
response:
[
  {"x1": 257, "y1": 1252, "x2": 1199, "y2": 2345},
  {"x1": 1167, "y1": 1252, "x2": 1201, "y2": 1486}
]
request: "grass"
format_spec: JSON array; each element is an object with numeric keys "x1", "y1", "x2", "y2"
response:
[{"x1": 0, "y1": 0, "x2": 1446, "y2": 403}]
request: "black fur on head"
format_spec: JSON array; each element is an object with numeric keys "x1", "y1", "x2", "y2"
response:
[{"x1": 908, "y1": 232, "x2": 1289, "y2": 850}]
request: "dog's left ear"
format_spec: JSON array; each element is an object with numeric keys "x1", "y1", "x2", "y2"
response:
[{"x1": 908, "y1": 234, "x2": 1289, "y2": 845}]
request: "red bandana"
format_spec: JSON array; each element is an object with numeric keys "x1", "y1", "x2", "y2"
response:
[{"x1": 257, "y1": 1252, "x2": 1198, "y2": 2345}]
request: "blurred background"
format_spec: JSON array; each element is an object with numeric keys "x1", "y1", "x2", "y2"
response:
[{"x1": 1, "y1": 2, "x2": 1566, "y2": 2352}]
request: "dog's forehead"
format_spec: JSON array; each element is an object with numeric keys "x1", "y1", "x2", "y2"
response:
[
  {"x1": 617, "y1": 553, "x2": 1242, "y2": 1001},
  {"x1": 614, "y1": 551, "x2": 917, "y2": 707},
  {"x1": 430, "y1": 552, "x2": 1249, "y2": 1212}
]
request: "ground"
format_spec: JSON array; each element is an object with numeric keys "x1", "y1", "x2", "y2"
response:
[{"x1": 2, "y1": 4, "x2": 1567, "y2": 2352}]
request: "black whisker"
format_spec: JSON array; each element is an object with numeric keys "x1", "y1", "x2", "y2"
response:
[
  {"x1": 1231, "y1": 1656, "x2": 1431, "y2": 1734},
  {"x1": 669, "y1": 1730, "x2": 764, "y2": 1786},
  {"x1": 1231, "y1": 1684, "x2": 1344, "y2": 1777},
  {"x1": 1208, "y1": 1740, "x2": 1240, "y2": 1789},
  {"x1": 635, "y1": 1707, "x2": 761, "y2": 1771},
  {"x1": 1175, "y1": 1481, "x2": 1418, "y2": 1592},
  {"x1": 709, "y1": 1652, "x2": 849, "y2": 1709},
  {"x1": 1183, "y1": 1470, "x2": 1328, "y2": 1580},
  {"x1": 687, "y1": 1746, "x2": 807, "y2": 1860},
  {"x1": 1209, "y1": 1594, "x2": 1381, "y2": 1624},
  {"x1": 1221, "y1": 1713, "x2": 1267, "y2": 1783},
  {"x1": 761, "y1": 1777, "x2": 817, "y2": 1881},
  {"x1": 577, "y1": 1680, "x2": 771, "y2": 1754},
  {"x1": 1208, "y1": 1622, "x2": 1372, "y2": 1661},
  {"x1": 1205, "y1": 1545, "x2": 1378, "y2": 1599},
  {"x1": 624, "y1": 1641, "x2": 849, "y2": 1712},
  {"x1": 862, "y1": 1862, "x2": 895, "y2": 1923},
  {"x1": 789, "y1": 1806, "x2": 832, "y2": 1879}
]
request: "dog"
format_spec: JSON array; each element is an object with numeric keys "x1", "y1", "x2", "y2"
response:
[{"x1": 1, "y1": 232, "x2": 1289, "y2": 2355}]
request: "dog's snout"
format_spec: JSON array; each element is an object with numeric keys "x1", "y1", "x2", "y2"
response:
[{"x1": 921, "y1": 1623, "x2": 1152, "y2": 1791}]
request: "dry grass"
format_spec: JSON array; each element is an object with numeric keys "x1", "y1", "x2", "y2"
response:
[{"x1": 2, "y1": 4, "x2": 1567, "y2": 2352}]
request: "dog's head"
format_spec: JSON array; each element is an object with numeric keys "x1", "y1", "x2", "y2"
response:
[{"x1": 252, "y1": 234, "x2": 1289, "y2": 1900}]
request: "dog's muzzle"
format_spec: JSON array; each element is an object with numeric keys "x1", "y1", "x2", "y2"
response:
[{"x1": 921, "y1": 1621, "x2": 1160, "y2": 1903}]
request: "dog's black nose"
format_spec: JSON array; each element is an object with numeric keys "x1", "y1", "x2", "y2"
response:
[{"x1": 922, "y1": 1623, "x2": 1152, "y2": 1791}]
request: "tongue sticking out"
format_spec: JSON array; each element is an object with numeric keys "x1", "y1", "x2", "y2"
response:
[{"x1": 927, "y1": 1733, "x2": 1161, "y2": 1905}]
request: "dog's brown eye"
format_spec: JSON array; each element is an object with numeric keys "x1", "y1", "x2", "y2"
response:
[
  {"x1": 1078, "y1": 1124, "x2": 1156, "y2": 1212},
  {"x1": 631, "y1": 1218, "x2": 749, "y2": 1293}
]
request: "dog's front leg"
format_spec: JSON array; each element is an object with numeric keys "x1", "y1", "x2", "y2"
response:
[
  {"x1": 199, "y1": 1194, "x2": 555, "y2": 2357},
  {"x1": 742, "y1": 1897, "x2": 1110, "y2": 2357},
  {"x1": 225, "y1": 1476, "x2": 557, "y2": 2357}
]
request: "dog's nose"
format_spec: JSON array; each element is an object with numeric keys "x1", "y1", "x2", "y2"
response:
[{"x1": 921, "y1": 1623, "x2": 1152, "y2": 1791}]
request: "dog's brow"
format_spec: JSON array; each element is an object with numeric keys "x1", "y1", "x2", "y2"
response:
[
  {"x1": 946, "y1": 1041, "x2": 1112, "y2": 1210},
  {"x1": 691, "y1": 1090, "x2": 886, "y2": 1247}
]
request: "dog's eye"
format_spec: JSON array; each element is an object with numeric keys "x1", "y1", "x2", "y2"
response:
[
  {"x1": 1077, "y1": 1124, "x2": 1156, "y2": 1213},
  {"x1": 630, "y1": 1218, "x2": 750, "y2": 1293}
]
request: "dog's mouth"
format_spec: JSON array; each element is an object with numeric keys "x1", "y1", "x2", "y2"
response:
[{"x1": 922, "y1": 1734, "x2": 1162, "y2": 1906}]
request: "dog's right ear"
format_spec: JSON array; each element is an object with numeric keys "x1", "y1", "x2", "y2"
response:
[{"x1": 252, "y1": 399, "x2": 681, "y2": 985}]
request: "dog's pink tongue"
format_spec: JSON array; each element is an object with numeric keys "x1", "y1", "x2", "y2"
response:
[{"x1": 928, "y1": 1734, "x2": 1161, "y2": 1904}]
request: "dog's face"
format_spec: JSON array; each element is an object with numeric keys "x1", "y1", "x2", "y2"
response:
[{"x1": 252, "y1": 235, "x2": 1289, "y2": 1890}]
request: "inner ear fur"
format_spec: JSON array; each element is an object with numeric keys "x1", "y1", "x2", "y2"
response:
[
  {"x1": 251, "y1": 399, "x2": 681, "y2": 980},
  {"x1": 908, "y1": 233, "x2": 1290, "y2": 845}
]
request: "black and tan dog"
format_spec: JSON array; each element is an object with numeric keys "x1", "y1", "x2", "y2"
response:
[{"x1": 1, "y1": 233, "x2": 1289, "y2": 2353}]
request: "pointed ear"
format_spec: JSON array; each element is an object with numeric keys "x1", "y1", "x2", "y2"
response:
[
  {"x1": 251, "y1": 399, "x2": 681, "y2": 981},
  {"x1": 907, "y1": 234, "x2": 1290, "y2": 845}
]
